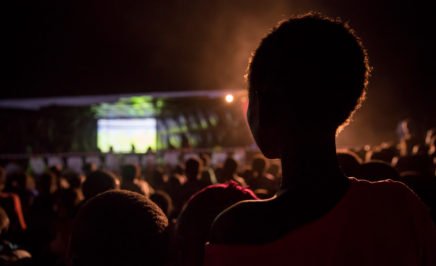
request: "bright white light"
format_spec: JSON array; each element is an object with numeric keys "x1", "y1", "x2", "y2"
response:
[
  {"x1": 97, "y1": 119, "x2": 156, "y2": 153},
  {"x1": 225, "y1": 94, "x2": 234, "y2": 103}
]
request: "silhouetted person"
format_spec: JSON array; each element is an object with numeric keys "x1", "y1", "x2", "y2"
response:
[
  {"x1": 0, "y1": 167, "x2": 27, "y2": 240},
  {"x1": 69, "y1": 190, "x2": 169, "y2": 266},
  {"x1": 0, "y1": 207, "x2": 31, "y2": 265},
  {"x1": 358, "y1": 160, "x2": 400, "y2": 181},
  {"x1": 165, "y1": 164, "x2": 185, "y2": 216},
  {"x1": 180, "y1": 158, "x2": 207, "y2": 206},
  {"x1": 176, "y1": 182, "x2": 257, "y2": 266},
  {"x1": 397, "y1": 118, "x2": 421, "y2": 156},
  {"x1": 120, "y1": 164, "x2": 150, "y2": 196},
  {"x1": 200, "y1": 153, "x2": 217, "y2": 185},
  {"x1": 27, "y1": 172, "x2": 58, "y2": 264},
  {"x1": 206, "y1": 13, "x2": 436, "y2": 266},
  {"x1": 82, "y1": 163, "x2": 97, "y2": 177},
  {"x1": 61, "y1": 170, "x2": 84, "y2": 205},
  {"x1": 266, "y1": 162, "x2": 282, "y2": 180},
  {"x1": 366, "y1": 144, "x2": 398, "y2": 163},
  {"x1": 244, "y1": 156, "x2": 278, "y2": 197},
  {"x1": 336, "y1": 150, "x2": 362, "y2": 177},
  {"x1": 150, "y1": 190, "x2": 174, "y2": 219},
  {"x1": 3, "y1": 172, "x2": 35, "y2": 218},
  {"x1": 218, "y1": 158, "x2": 247, "y2": 187},
  {"x1": 82, "y1": 170, "x2": 118, "y2": 201}
]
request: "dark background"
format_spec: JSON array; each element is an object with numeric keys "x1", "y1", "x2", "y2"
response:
[{"x1": 4, "y1": 0, "x2": 436, "y2": 147}]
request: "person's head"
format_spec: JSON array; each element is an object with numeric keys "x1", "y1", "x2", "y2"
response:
[
  {"x1": 394, "y1": 155, "x2": 434, "y2": 176},
  {"x1": 199, "y1": 153, "x2": 211, "y2": 168},
  {"x1": 358, "y1": 160, "x2": 399, "y2": 181},
  {"x1": 69, "y1": 190, "x2": 169, "y2": 266},
  {"x1": 49, "y1": 165, "x2": 62, "y2": 178},
  {"x1": 267, "y1": 162, "x2": 281, "y2": 178},
  {"x1": 367, "y1": 144, "x2": 398, "y2": 163},
  {"x1": 55, "y1": 188, "x2": 81, "y2": 218},
  {"x1": 121, "y1": 164, "x2": 140, "y2": 182},
  {"x1": 251, "y1": 156, "x2": 267, "y2": 175},
  {"x1": 247, "y1": 13, "x2": 370, "y2": 158},
  {"x1": 150, "y1": 190, "x2": 173, "y2": 218},
  {"x1": 185, "y1": 158, "x2": 202, "y2": 181},
  {"x1": 4, "y1": 172, "x2": 28, "y2": 192},
  {"x1": 176, "y1": 182, "x2": 257, "y2": 266},
  {"x1": 173, "y1": 164, "x2": 185, "y2": 176},
  {"x1": 82, "y1": 170, "x2": 118, "y2": 200},
  {"x1": 222, "y1": 158, "x2": 238, "y2": 179},
  {"x1": 337, "y1": 150, "x2": 362, "y2": 177},
  {"x1": 37, "y1": 172, "x2": 58, "y2": 195},
  {"x1": 82, "y1": 163, "x2": 98, "y2": 177},
  {"x1": 62, "y1": 170, "x2": 84, "y2": 190}
]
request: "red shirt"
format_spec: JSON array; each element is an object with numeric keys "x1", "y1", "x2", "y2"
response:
[{"x1": 205, "y1": 178, "x2": 436, "y2": 266}]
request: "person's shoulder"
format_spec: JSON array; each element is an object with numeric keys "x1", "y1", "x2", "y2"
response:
[
  {"x1": 351, "y1": 177, "x2": 429, "y2": 213},
  {"x1": 352, "y1": 177, "x2": 416, "y2": 197},
  {"x1": 209, "y1": 199, "x2": 268, "y2": 244}
]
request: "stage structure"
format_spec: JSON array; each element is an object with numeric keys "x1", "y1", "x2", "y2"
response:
[{"x1": 0, "y1": 90, "x2": 253, "y2": 154}]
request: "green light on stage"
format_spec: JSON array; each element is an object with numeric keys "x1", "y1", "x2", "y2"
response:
[{"x1": 92, "y1": 95, "x2": 163, "y2": 118}]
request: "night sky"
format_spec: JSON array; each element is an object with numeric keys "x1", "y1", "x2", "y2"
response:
[{"x1": 5, "y1": 0, "x2": 436, "y2": 145}]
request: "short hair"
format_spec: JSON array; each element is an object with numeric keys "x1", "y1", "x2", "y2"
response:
[
  {"x1": 82, "y1": 170, "x2": 117, "y2": 200},
  {"x1": 121, "y1": 164, "x2": 139, "y2": 182},
  {"x1": 248, "y1": 13, "x2": 370, "y2": 131},
  {"x1": 176, "y1": 182, "x2": 257, "y2": 266},
  {"x1": 69, "y1": 190, "x2": 169, "y2": 266},
  {"x1": 223, "y1": 158, "x2": 238, "y2": 175},
  {"x1": 359, "y1": 160, "x2": 400, "y2": 181},
  {"x1": 337, "y1": 150, "x2": 362, "y2": 177},
  {"x1": 185, "y1": 158, "x2": 202, "y2": 181},
  {"x1": 150, "y1": 190, "x2": 173, "y2": 218}
]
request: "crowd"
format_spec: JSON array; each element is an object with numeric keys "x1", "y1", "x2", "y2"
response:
[
  {"x1": 2, "y1": 13, "x2": 436, "y2": 266},
  {"x1": 0, "y1": 126, "x2": 435, "y2": 265}
]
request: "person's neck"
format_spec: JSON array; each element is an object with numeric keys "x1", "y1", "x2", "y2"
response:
[{"x1": 279, "y1": 131, "x2": 347, "y2": 195}]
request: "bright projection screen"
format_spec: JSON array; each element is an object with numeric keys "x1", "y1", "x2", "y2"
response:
[{"x1": 97, "y1": 119, "x2": 156, "y2": 153}]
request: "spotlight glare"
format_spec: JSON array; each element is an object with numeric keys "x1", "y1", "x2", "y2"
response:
[{"x1": 225, "y1": 94, "x2": 234, "y2": 103}]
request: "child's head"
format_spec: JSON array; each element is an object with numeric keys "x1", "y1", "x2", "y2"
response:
[{"x1": 247, "y1": 13, "x2": 370, "y2": 158}]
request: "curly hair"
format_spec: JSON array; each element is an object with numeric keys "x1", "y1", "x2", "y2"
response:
[{"x1": 247, "y1": 13, "x2": 370, "y2": 132}]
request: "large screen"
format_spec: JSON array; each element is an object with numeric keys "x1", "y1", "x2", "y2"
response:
[{"x1": 97, "y1": 119, "x2": 157, "y2": 153}]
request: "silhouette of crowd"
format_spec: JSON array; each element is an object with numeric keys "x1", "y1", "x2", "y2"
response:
[
  {"x1": 1, "y1": 13, "x2": 435, "y2": 266},
  {"x1": 0, "y1": 128, "x2": 435, "y2": 265}
]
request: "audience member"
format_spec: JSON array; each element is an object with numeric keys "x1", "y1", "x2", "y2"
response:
[
  {"x1": 206, "y1": 13, "x2": 436, "y2": 266},
  {"x1": 176, "y1": 182, "x2": 257, "y2": 266},
  {"x1": 120, "y1": 164, "x2": 151, "y2": 196},
  {"x1": 82, "y1": 170, "x2": 118, "y2": 201},
  {"x1": 218, "y1": 158, "x2": 247, "y2": 187},
  {"x1": 358, "y1": 160, "x2": 400, "y2": 181},
  {"x1": 69, "y1": 190, "x2": 169, "y2": 266},
  {"x1": 243, "y1": 156, "x2": 278, "y2": 197},
  {"x1": 180, "y1": 158, "x2": 207, "y2": 206},
  {"x1": 336, "y1": 150, "x2": 362, "y2": 177},
  {"x1": 0, "y1": 207, "x2": 31, "y2": 265},
  {"x1": 0, "y1": 167, "x2": 27, "y2": 239},
  {"x1": 150, "y1": 190, "x2": 174, "y2": 219},
  {"x1": 199, "y1": 153, "x2": 218, "y2": 185}
]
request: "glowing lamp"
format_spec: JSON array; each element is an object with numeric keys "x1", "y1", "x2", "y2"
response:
[{"x1": 225, "y1": 94, "x2": 234, "y2": 103}]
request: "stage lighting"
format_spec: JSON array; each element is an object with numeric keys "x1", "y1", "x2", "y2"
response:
[{"x1": 225, "y1": 94, "x2": 234, "y2": 103}]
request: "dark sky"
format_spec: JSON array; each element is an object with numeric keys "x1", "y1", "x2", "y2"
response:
[{"x1": 5, "y1": 0, "x2": 436, "y2": 145}]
